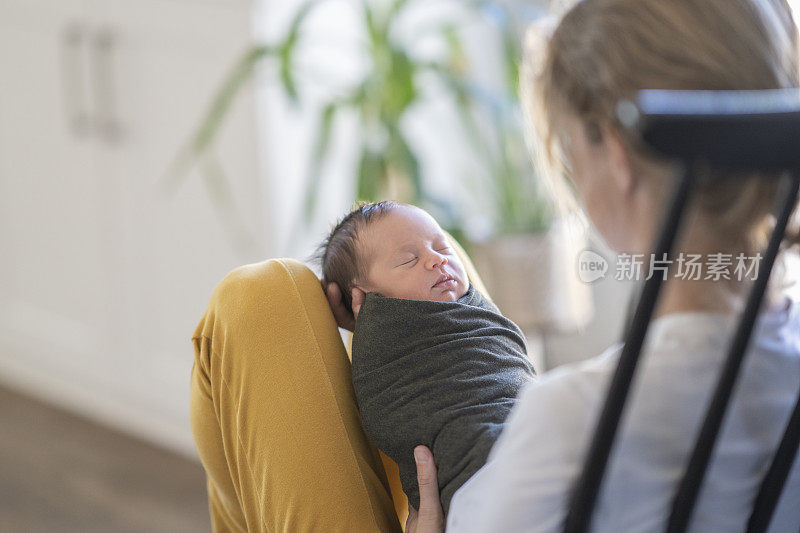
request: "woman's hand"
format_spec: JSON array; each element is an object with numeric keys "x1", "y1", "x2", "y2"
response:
[
  {"x1": 405, "y1": 446, "x2": 445, "y2": 533},
  {"x1": 321, "y1": 280, "x2": 365, "y2": 332}
]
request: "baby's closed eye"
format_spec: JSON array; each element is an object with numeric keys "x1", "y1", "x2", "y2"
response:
[
  {"x1": 398, "y1": 256, "x2": 418, "y2": 267},
  {"x1": 394, "y1": 245, "x2": 449, "y2": 267}
]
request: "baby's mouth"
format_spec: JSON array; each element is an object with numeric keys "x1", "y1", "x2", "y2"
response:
[{"x1": 432, "y1": 274, "x2": 455, "y2": 288}]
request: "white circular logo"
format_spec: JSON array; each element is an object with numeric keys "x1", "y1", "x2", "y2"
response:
[{"x1": 578, "y1": 249, "x2": 608, "y2": 283}]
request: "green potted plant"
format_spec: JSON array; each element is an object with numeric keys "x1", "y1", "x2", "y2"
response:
[
  {"x1": 169, "y1": 1, "x2": 549, "y2": 235},
  {"x1": 172, "y1": 0, "x2": 592, "y2": 334}
]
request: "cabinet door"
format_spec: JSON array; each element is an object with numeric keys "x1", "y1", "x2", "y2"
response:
[
  {"x1": 0, "y1": 0, "x2": 261, "y2": 454},
  {"x1": 91, "y1": 0, "x2": 263, "y2": 448},
  {"x1": 0, "y1": 1, "x2": 121, "y2": 385}
]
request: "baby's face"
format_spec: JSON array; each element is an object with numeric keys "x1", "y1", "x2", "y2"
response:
[{"x1": 357, "y1": 205, "x2": 469, "y2": 303}]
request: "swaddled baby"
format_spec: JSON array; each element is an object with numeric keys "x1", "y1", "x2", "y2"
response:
[{"x1": 317, "y1": 201, "x2": 535, "y2": 516}]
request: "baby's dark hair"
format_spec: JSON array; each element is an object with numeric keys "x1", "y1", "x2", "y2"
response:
[{"x1": 313, "y1": 200, "x2": 400, "y2": 314}]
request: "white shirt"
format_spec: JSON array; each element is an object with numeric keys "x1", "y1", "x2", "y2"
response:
[{"x1": 448, "y1": 294, "x2": 800, "y2": 532}]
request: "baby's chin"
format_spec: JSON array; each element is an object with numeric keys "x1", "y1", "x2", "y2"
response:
[{"x1": 375, "y1": 282, "x2": 468, "y2": 302}]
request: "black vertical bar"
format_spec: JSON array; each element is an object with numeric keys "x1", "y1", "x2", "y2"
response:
[
  {"x1": 747, "y1": 386, "x2": 800, "y2": 533},
  {"x1": 563, "y1": 162, "x2": 696, "y2": 533},
  {"x1": 666, "y1": 172, "x2": 800, "y2": 533},
  {"x1": 620, "y1": 274, "x2": 644, "y2": 346},
  {"x1": 747, "y1": 172, "x2": 800, "y2": 533}
]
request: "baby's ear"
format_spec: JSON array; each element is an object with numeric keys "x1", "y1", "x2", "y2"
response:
[{"x1": 351, "y1": 287, "x2": 366, "y2": 319}]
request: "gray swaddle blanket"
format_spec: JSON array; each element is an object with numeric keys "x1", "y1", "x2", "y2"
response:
[{"x1": 351, "y1": 283, "x2": 535, "y2": 516}]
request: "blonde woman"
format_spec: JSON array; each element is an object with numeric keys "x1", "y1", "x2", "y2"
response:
[
  {"x1": 397, "y1": 0, "x2": 800, "y2": 531},
  {"x1": 189, "y1": 0, "x2": 800, "y2": 531}
]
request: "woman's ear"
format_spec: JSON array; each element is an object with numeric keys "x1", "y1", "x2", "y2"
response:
[{"x1": 603, "y1": 126, "x2": 636, "y2": 196}]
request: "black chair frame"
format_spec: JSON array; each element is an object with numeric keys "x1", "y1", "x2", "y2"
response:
[{"x1": 563, "y1": 89, "x2": 800, "y2": 533}]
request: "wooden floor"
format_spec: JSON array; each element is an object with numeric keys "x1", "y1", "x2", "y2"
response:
[{"x1": 0, "y1": 386, "x2": 211, "y2": 533}]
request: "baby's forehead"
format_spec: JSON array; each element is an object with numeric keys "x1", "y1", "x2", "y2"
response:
[{"x1": 363, "y1": 208, "x2": 445, "y2": 249}]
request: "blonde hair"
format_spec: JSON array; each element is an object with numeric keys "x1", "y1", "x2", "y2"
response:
[{"x1": 522, "y1": 0, "x2": 800, "y2": 257}]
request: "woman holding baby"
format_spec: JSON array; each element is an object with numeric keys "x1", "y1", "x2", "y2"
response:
[{"x1": 190, "y1": 0, "x2": 800, "y2": 531}]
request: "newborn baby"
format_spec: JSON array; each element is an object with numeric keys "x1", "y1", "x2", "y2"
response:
[{"x1": 317, "y1": 201, "x2": 535, "y2": 516}]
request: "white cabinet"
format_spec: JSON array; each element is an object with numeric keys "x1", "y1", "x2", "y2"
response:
[{"x1": 0, "y1": 0, "x2": 263, "y2": 455}]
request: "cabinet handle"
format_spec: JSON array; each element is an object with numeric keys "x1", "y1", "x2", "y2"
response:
[
  {"x1": 60, "y1": 22, "x2": 91, "y2": 137},
  {"x1": 91, "y1": 27, "x2": 123, "y2": 143}
]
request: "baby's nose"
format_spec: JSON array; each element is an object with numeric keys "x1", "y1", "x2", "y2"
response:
[{"x1": 428, "y1": 253, "x2": 447, "y2": 269}]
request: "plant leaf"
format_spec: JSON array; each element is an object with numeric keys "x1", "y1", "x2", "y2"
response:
[
  {"x1": 162, "y1": 44, "x2": 277, "y2": 195},
  {"x1": 383, "y1": 48, "x2": 417, "y2": 120},
  {"x1": 302, "y1": 101, "x2": 342, "y2": 221},
  {"x1": 388, "y1": 126, "x2": 422, "y2": 202},
  {"x1": 199, "y1": 151, "x2": 259, "y2": 256},
  {"x1": 356, "y1": 146, "x2": 385, "y2": 201},
  {"x1": 279, "y1": 0, "x2": 322, "y2": 102}
]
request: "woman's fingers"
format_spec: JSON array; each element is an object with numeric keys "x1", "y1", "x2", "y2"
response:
[
  {"x1": 320, "y1": 280, "x2": 366, "y2": 330},
  {"x1": 323, "y1": 281, "x2": 355, "y2": 331},
  {"x1": 405, "y1": 506, "x2": 419, "y2": 532},
  {"x1": 412, "y1": 445, "x2": 445, "y2": 533}
]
